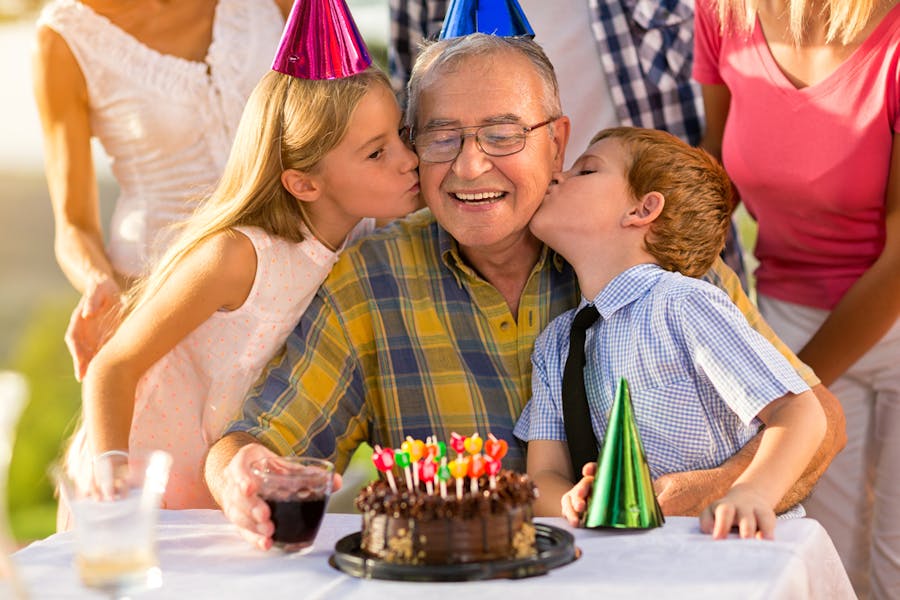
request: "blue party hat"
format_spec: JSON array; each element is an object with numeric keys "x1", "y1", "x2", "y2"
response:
[{"x1": 439, "y1": 0, "x2": 535, "y2": 40}]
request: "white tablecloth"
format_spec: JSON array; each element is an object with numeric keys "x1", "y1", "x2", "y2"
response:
[{"x1": 12, "y1": 510, "x2": 854, "y2": 599}]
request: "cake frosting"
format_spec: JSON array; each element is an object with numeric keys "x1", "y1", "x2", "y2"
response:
[{"x1": 355, "y1": 470, "x2": 538, "y2": 565}]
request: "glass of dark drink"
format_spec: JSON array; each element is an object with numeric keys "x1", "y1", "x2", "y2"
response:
[{"x1": 250, "y1": 456, "x2": 334, "y2": 554}]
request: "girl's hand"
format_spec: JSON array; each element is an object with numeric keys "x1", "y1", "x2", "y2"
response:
[
  {"x1": 66, "y1": 278, "x2": 123, "y2": 380},
  {"x1": 561, "y1": 461, "x2": 597, "y2": 526},
  {"x1": 700, "y1": 484, "x2": 776, "y2": 540}
]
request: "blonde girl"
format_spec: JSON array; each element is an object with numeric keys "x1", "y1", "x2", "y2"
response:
[
  {"x1": 695, "y1": 1, "x2": 900, "y2": 596},
  {"x1": 61, "y1": 66, "x2": 419, "y2": 520}
]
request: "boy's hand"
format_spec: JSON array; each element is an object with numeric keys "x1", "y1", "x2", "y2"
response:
[
  {"x1": 700, "y1": 484, "x2": 776, "y2": 540},
  {"x1": 561, "y1": 462, "x2": 597, "y2": 526}
]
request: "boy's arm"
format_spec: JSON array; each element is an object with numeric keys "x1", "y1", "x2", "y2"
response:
[
  {"x1": 655, "y1": 382, "x2": 845, "y2": 515},
  {"x1": 701, "y1": 389, "x2": 826, "y2": 539},
  {"x1": 527, "y1": 439, "x2": 580, "y2": 517}
]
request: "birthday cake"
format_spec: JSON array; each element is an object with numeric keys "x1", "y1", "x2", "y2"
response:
[{"x1": 354, "y1": 434, "x2": 538, "y2": 565}]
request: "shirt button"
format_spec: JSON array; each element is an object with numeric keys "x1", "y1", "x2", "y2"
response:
[{"x1": 500, "y1": 321, "x2": 511, "y2": 331}]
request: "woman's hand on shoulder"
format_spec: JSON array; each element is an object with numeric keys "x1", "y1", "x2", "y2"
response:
[{"x1": 66, "y1": 277, "x2": 124, "y2": 380}]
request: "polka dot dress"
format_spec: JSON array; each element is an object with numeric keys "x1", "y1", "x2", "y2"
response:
[{"x1": 66, "y1": 221, "x2": 374, "y2": 509}]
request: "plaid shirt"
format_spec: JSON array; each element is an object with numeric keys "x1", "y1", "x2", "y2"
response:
[
  {"x1": 515, "y1": 264, "x2": 811, "y2": 479},
  {"x1": 226, "y1": 211, "x2": 816, "y2": 474},
  {"x1": 389, "y1": 0, "x2": 746, "y2": 286}
]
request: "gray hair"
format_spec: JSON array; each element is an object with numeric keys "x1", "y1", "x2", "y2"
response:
[{"x1": 405, "y1": 34, "x2": 562, "y2": 131}]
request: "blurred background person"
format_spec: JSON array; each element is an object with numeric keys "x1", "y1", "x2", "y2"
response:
[
  {"x1": 694, "y1": 1, "x2": 900, "y2": 597},
  {"x1": 33, "y1": 0, "x2": 292, "y2": 380}
]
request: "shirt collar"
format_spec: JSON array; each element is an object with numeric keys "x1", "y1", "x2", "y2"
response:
[
  {"x1": 585, "y1": 263, "x2": 664, "y2": 319},
  {"x1": 438, "y1": 225, "x2": 566, "y2": 288}
]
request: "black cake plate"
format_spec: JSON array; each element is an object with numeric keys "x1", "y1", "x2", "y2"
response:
[{"x1": 329, "y1": 523, "x2": 578, "y2": 582}]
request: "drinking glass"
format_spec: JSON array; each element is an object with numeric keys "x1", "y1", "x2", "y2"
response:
[
  {"x1": 0, "y1": 372, "x2": 28, "y2": 599},
  {"x1": 251, "y1": 456, "x2": 333, "y2": 554},
  {"x1": 56, "y1": 450, "x2": 172, "y2": 599}
]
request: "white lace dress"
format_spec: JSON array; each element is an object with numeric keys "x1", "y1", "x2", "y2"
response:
[{"x1": 38, "y1": 0, "x2": 285, "y2": 277}]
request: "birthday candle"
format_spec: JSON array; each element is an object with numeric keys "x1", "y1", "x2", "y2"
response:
[
  {"x1": 463, "y1": 432, "x2": 483, "y2": 455},
  {"x1": 437, "y1": 457, "x2": 450, "y2": 500},
  {"x1": 485, "y1": 456, "x2": 502, "y2": 490},
  {"x1": 484, "y1": 433, "x2": 509, "y2": 461},
  {"x1": 395, "y1": 449, "x2": 414, "y2": 492},
  {"x1": 401, "y1": 437, "x2": 426, "y2": 488},
  {"x1": 372, "y1": 445, "x2": 398, "y2": 493},
  {"x1": 450, "y1": 431, "x2": 466, "y2": 455},
  {"x1": 449, "y1": 455, "x2": 469, "y2": 500},
  {"x1": 420, "y1": 458, "x2": 437, "y2": 495},
  {"x1": 468, "y1": 453, "x2": 486, "y2": 495}
]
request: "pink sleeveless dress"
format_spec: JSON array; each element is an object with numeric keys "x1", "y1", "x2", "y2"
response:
[{"x1": 63, "y1": 222, "x2": 374, "y2": 511}]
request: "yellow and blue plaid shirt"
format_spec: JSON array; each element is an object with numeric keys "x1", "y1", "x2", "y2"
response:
[{"x1": 226, "y1": 209, "x2": 817, "y2": 473}]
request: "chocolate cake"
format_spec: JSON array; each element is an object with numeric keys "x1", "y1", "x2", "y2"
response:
[{"x1": 354, "y1": 470, "x2": 538, "y2": 565}]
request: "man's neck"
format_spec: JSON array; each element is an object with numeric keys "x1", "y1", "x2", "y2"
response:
[{"x1": 458, "y1": 233, "x2": 544, "y2": 320}]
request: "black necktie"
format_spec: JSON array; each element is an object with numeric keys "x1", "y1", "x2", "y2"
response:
[{"x1": 562, "y1": 304, "x2": 601, "y2": 476}]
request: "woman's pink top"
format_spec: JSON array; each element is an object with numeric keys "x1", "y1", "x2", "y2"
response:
[
  {"x1": 65, "y1": 221, "x2": 373, "y2": 509},
  {"x1": 693, "y1": 0, "x2": 900, "y2": 309}
]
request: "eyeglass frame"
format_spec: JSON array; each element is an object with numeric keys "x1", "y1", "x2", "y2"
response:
[{"x1": 406, "y1": 117, "x2": 560, "y2": 163}]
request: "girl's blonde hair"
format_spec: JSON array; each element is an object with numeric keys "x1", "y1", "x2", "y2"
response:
[
  {"x1": 126, "y1": 67, "x2": 391, "y2": 314},
  {"x1": 716, "y1": 0, "x2": 881, "y2": 45}
]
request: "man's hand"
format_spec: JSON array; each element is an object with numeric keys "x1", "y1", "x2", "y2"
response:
[
  {"x1": 218, "y1": 443, "x2": 280, "y2": 550},
  {"x1": 207, "y1": 437, "x2": 343, "y2": 551},
  {"x1": 561, "y1": 462, "x2": 596, "y2": 526},
  {"x1": 700, "y1": 483, "x2": 776, "y2": 540},
  {"x1": 654, "y1": 467, "x2": 729, "y2": 516}
]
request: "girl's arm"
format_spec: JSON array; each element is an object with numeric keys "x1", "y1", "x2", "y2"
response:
[
  {"x1": 33, "y1": 27, "x2": 126, "y2": 378},
  {"x1": 527, "y1": 439, "x2": 582, "y2": 518},
  {"x1": 82, "y1": 230, "x2": 258, "y2": 458},
  {"x1": 795, "y1": 132, "x2": 900, "y2": 385},
  {"x1": 700, "y1": 389, "x2": 826, "y2": 539}
]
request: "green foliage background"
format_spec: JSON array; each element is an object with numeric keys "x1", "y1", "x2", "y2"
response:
[{"x1": 7, "y1": 297, "x2": 81, "y2": 541}]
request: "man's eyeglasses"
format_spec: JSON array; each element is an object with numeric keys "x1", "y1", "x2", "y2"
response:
[{"x1": 409, "y1": 118, "x2": 559, "y2": 163}]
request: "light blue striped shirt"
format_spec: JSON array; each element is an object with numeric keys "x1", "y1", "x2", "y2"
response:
[{"x1": 514, "y1": 264, "x2": 810, "y2": 479}]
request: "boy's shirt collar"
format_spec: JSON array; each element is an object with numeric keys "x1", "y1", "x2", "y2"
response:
[{"x1": 583, "y1": 263, "x2": 663, "y2": 319}]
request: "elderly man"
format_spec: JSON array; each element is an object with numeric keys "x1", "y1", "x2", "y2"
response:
[{"x1": 204, "y1": 34, "x2": 844, "y2": 550}]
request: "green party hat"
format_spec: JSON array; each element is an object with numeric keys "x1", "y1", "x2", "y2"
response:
[{"x1": 583, "y1": 377, "x2": 664, "y2": 529}]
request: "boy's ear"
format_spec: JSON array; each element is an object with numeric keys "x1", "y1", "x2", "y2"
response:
[
  {"x1": 281, "y1": 169, "x2": 320, "y2": 203},
  {"x1": 623, "y1": 191, "x2": 664, "y2": 227}
]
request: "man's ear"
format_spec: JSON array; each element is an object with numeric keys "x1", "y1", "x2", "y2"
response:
[
  {"x1": 623, "y1": 191, "x2": 664, "y2": 226},
  {"x1": 550, "y1": 116, "x2": 571, "y2": 171},
  {"x1": 281, "y1": 169, "x2": 320, "y2": 203}
]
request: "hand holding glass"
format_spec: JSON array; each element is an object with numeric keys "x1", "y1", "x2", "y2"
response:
[
  {"x1": 56, "y1": 450, "x2": 172, "y2": 598},
  {"x1": 251, "y1": 456, "x2": 333, "y2": 554}
]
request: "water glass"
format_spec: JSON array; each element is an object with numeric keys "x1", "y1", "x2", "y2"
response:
[{"x1": 56, "y1": 450, "x2": 172, "y2": 598}]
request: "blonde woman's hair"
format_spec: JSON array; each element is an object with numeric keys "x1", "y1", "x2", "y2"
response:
[
  {"x1": 126, "y1": 67, "x2": 391, "y2": 314},
  {"x1": 715, "y1": 0, "x2": 883, "y2": 45},
  {"x1": 591, "y1": 127, "x2": 734, "y2": 278}
]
